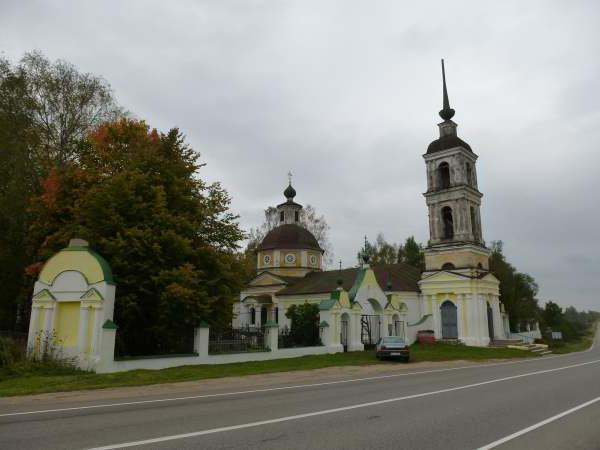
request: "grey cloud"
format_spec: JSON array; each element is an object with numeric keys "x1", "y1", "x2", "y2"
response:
[{"x1": 2, "y1": 0, "x2": 599, "y2": 310}]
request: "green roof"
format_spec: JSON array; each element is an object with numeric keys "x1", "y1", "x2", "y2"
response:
[
  {"x1": 102, "y1": 319, "x2": 118, "y2": 330},
  {"x1": 319, "y1": 298, "x2": 338, "y2": 311}
]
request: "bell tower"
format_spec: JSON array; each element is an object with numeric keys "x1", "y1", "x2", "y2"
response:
[{"x1": 423, "y1": 60, "x2": 490, "y2": 273}]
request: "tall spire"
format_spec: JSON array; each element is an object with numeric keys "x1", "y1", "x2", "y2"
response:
[{"x1": 439, "y1": 59, "x2": 455, "y2": 121}]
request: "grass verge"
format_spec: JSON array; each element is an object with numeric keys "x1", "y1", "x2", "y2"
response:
[
  {"x1": 546, "y1": 325, "x2": 597, "y2": 354},
  {"x1": 0, "y1": 343, "x2": 538, "y2": 397}
]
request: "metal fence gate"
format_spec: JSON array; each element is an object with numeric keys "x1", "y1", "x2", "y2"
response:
[
  {"x1": 361, "y1": 315, "x2": 381, "y2": 347},
  {"x1": 209, "y1": 327, "x2": 266, "y2": 354}
]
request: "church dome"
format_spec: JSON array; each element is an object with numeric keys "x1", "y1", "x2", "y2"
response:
[
  {"x1": 284, "y1": 183, "x2": 296, "y2": 200},
  {"x1": 427, "y1": 135, "x2": 472, "y2": 154},
  {"x1": 257, "y1": 224, "x2": 323, "y2": 252}
]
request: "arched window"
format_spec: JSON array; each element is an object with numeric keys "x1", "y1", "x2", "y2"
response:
[
  {"x1": 441, "y1": 206, "x2": 454, "y2": 239},
  {"x1": 466, "y1": 162, "x2": 472, "y2": 186},
  {"x1": 294, "y1": 211, "x2": 299, "y2": 222},
  {"x1": 250, "y1": 307, "x2": 256, "y2": 325},
  {"x1": 280, "y1": 211, "x2": 285, "y2": 223},
  {"x1": 441, "y1": 262, "x2": 455, "y2": 270},
  {"x1": 438, "y1": 162, "x2": 450, "y2": 189},
  {"x1": 274, "y1": 307, "x2": 279, "y2": 324}
]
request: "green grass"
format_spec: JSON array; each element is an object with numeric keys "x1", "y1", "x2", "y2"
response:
[
  {"x1": 546, "y1": 325, "x2": 597, "y2": 354},
  {"x1": 0, "y1": 343, "x2": 538, "y2": 397}
]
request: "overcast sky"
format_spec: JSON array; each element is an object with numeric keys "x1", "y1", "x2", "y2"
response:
[{"x1": 2, "y1": 1, "x2": 599, "y2": 310}]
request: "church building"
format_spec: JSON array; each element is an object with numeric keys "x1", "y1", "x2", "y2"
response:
[{"x1": 234, "y1": 61, "x2": 510, "y2": 348}]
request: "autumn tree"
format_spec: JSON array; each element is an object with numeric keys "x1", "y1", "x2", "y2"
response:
[
  {"x1": 0, "y1": 52, "x2": 121, "y2": 331},
  {"x1": 28, "y1": 119, "x2": 246, "y2": 355}
]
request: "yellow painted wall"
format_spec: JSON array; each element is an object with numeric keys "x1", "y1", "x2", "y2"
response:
[
  {"x1": 55, "y1": 302, "x2": 80, "y2": 346},
  {"x1": 279, "y1": 250, "x2": 301, "y2": 267},
  {"x1": 425, "y1": 250, "x2": 489, "y2": 271},
  {"x1": 257, "y1": 250, "x2": 274, "y2": 270},
  {"x1": 268, "y1": 267, "x2": 311, "y2": 277},
  {"x1": 39, "y1": 251, "x2": 105, "y2": 285}
]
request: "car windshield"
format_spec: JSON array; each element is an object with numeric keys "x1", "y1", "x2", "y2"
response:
[{"x1": 383, "y1": 337, "x2": 405, "y2": 344}]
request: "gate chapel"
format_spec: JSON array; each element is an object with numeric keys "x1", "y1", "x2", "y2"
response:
[{"x1": 234, "y1": 61, "x2": 509, "y2": 347}]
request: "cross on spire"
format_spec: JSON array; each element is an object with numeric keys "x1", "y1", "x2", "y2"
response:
[{"x1": 288, "y1": 170, "x2": 293, "y2": 185}]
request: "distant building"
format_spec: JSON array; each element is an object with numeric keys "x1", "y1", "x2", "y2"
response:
[{"x1": 234, "y1": 60, "x2": 510, "y2": 347}]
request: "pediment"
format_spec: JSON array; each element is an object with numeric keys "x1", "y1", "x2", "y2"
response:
[
  {"x1": 248, "y1": 272, "x2": 290, "y2": 287},
  {"x1": 32, "y1": 289, "x2": 56, "y2": 301},
  {"x1": 420, "y1": 271, "x2": 467, "y2": 283},
  {"x1": 80, "y1": 288, "x2": 104, "y2": 301}
]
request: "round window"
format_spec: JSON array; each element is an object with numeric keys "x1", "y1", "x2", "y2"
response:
[
  {"x1": 263, "y1": 255, "x2": 271, "y2": 265},
  {"x1": 310, "y1": 255, "x2": 318, "y2": 266},
  {"x1": 285, "y1": 253, "x2": 296, "y2": 264}
]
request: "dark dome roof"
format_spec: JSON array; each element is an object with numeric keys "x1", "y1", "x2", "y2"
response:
[
  {"x1": 257, "y1": 224, "x2": 322, "y2": 252},
  {"x1": 284, "y1": 184, "x2": 296, "y2": 199},
  {"x1": 427, "y1": 135, "x2": 472, "y2": 154}
]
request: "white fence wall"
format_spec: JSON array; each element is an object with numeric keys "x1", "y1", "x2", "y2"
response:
[
  {"x1": 95, "y1": 325, "x2": 343, "y2": 373},
  {"x1": 510, "y1": 329, "x2": 541, "y2": 344}
]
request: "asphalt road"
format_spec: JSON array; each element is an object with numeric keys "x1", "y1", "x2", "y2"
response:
[{"x1": 1, "y1": 330, "x2": 599, "y2": 450}]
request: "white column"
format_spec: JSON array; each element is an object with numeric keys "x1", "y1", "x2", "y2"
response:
[
  {"x1": 381, "y1": 314, "x2": 390, "y2": 338},
  {"x1": 194, "y1": 325, "x2": 209, "y2": 356},
  {"x1": 348, "y1": 312, "x2": 364, "y2": 351},
  {"x1": 78, "y1": 306, "x2": 90, "y2": 354},
  {"x1": 431, "y1": 297, "x2": 441, "y2": 338},
  {"x1": 456, "y1": 295, "x2": 464, "y2": 341},
  {"x1": 27, "y1": 305, "x2": 40, "y2": 352},
  {"x1": 331, "y1": 313, "x2": 340, "y2": 346},
  {"x1": 265, "y1": 324, "x2": 279, "y2": 351},
  {"x1": 255, "y1": 305, "x2": 262, "y2": 327},
  {"x1": 41, "y1": 305, "x2": 55, "y2": 354},
  {"x1": 90, "y1": 307, "x2": 103, "y2": 357},
  {"x1": 492, "y1": 297, "x2": 504, "y2": 339}
]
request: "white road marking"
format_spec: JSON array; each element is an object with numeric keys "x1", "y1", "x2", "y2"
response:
[
  {"x1": 2, "y1": 338, "x2": 597, "y2": 419},
  {"x1": 0, "y1": 353, "x2": 575, "y2": 418},
  {"x1": 478, "y1": 395, "x2": 600, "y2": 449},
  {"x1": 85, "y1": 358, "x2": 600, "y2": 450}
]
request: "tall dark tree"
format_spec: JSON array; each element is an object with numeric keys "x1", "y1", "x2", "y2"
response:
[
  {"x1": 398, "y1": 236, "x2": 425, "y2": 270},
  {"x1": 357, "y1": 234, "x2": 424, "y2": 269},
  {"x1": 489, "y1": 240, "x2": 539, "y2": 331}
]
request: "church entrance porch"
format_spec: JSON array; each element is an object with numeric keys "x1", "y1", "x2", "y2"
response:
[{"x1": 440, "y1": 300, "x2": 458, "y2": 339}]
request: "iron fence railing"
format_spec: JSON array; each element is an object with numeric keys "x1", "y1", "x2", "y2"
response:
[{"x1": 209, "y1": 327, "x2": 266, "y2": 354}]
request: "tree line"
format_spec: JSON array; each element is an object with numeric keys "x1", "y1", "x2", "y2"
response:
[{"x1": 357, "y1": 235, "x2": 597, "y2": 337}]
